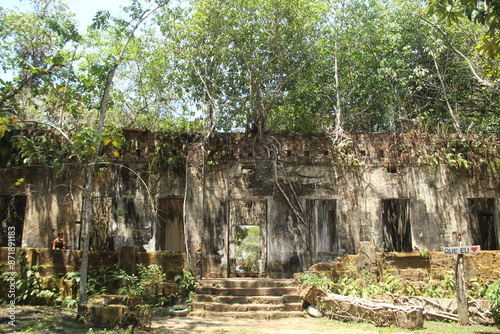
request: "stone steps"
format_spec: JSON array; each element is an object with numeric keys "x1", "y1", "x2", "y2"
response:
[
  {"x1": 191, "y1": 278, "x2": 305, "y2": 318},
  {"x1": 195, "y1": 286, "x2": 298, "y2": 296},
  {"x1": 190, "y1": 310, "x2": 305, "y2": 319},
  {"x1": 199, "y1": 278, "x2": 295, "y2": 288},
  {"x1": 191, "y1": 302, "x2": 303, "y2": 312},
  {"x1": 195, "y1": 294, "x2": 301, "y2": 304}
]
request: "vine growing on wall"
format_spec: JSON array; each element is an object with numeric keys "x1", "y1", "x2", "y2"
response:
[{"x1": 341, "y1": 132, "x2": 500, "y2": 182}]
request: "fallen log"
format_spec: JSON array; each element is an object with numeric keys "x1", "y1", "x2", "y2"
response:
[
  {"x1": 383, "y1": 294, "x2": 495, "y2": 325},
  {"x1": 322, "y1": 294, "x2": 424, "y2": 329},
  {"x1": 423, "y1": 310, "x2": 459, "y2": 322}
]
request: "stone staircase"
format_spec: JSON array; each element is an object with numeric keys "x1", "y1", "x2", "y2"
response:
[{"x1": 190, "y1": 278, "x2": 305, "y2": 319}]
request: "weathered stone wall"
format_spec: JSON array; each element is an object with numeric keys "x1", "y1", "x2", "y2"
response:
[
  {"x1": 309, "y1": 247, "x2": 500, "y2": 286},
  {"x1": 0, "y1": 247, "x2": 184, "y2": 280},
  {"x1": 0, "y1": 246, "x2": 184, "y2": 304},
  {"x1": 0, "y1": 132, "x2": 498, "y2": 278}
]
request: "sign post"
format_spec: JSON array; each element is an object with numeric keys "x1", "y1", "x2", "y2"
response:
[
  {"x1": 442, "y1": 246, "x2": 481, "y2": 255},
  {"x1": 443, "y1": 237, "x2": 480, "y2": 326},
  {"x1": 455, "y1": 250, "x2": 468, "y2": 325}
]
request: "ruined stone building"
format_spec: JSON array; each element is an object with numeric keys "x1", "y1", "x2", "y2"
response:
[{"x1": 0, "y1": 131, "x2": 498, "y2": 278}]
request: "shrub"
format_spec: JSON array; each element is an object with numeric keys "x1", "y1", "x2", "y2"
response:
[
  {"x1": 297, "y1": 272, "x2": 334, "y2": 292},
  {"x1": 486, "y1": 280, "x2": 500, "y2": 323}
]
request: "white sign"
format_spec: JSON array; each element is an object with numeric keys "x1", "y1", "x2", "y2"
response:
[{"x1": 443, "y1": 245, "x2": 481, "y2": 255}]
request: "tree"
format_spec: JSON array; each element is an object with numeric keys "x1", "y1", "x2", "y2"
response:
[
  {"x1": 320, "y1": 0, "x2": 499, "y2": 134},
  {"x1": 168, "y1": 0, "x2": 329, "y2": 135},
  {"x1": 425, "y1": 0, "x2": 500, "y2": 59},
  {"x1": 0, "y1": 0, "x2": 82, "y2": 121},
  {"x1": 77, "y1": 0, "x2": 170, "y2": 307},
  {"x1": 1, "y1": 0, "x2": 172, "y2": 309},
  {"x1": 156, "y1": 0, "x2": 499, "y2": 134},
  {"x1": 314, "y1": 0, "x2": 426, "y2": 133},
  {"x1": 422, "y1": 0, "x2": 500, "y2": 133}
]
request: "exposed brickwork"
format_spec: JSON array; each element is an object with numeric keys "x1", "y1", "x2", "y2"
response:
[
  {"x1": 112, "y1": 131, "x2": 498, "y2": 173},
  {"x1": 309, "y1": 250, "x2": 500, "y2": 287}
]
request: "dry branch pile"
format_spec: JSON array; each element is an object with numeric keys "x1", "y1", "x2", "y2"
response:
[
  {"x1": 321, "y1": 294, "x2": 424, "y2": 329},
  {"x1": 299, "y1": 285, "x2": 495, "y2": 329},
  {"x1": 384, "y1": 294, "x2": 494, "y2": 325}
]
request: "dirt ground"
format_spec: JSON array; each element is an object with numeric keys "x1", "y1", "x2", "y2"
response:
[
  {"x1": 1, "y1": 306, "x2": 499, "y2": 334},
  {"x1": 150, "y1": 316, "x2": 381, "y2": 334},
  {"x1": 0, "y1": 306, "x2": 379, "y2": 334}
]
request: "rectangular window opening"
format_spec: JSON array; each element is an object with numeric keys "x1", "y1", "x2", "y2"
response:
[
  {"x1": 468, "y1": 198, "x2": 497, "y2": 250},
  {"x1": 382, "y1": 199, "x2": 412, "y2": 252},
  {"x1": 90, "y1": 197, "x2": 112, "y2": 251}
]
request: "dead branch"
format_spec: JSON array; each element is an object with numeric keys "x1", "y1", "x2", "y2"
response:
[{"x1": 321, "y1": 294, "x2": 425, "y2": 329}]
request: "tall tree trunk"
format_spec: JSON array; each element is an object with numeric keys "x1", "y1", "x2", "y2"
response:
[
  {"x1": 431, "y1": 51, "x2": 463, "y2": 136},
  {"x1": 78, "y1": 2, "x2": 169, "y2": 309},
  {"x1": 329, "y1": 0, "x2": 345, "y2": 135},
  {"x1": 333, "y1": 35, "x2": 343, "y2": 134}
]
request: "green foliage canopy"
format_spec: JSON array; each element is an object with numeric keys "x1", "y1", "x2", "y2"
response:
[
  {"x1": 425, "y1": 0, "x2": 500, "y2": 59},
  {"x1": 0, "y1": 0, "x2": 499, "y2": 136}
]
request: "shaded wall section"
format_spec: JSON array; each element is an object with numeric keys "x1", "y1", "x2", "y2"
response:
[{"x1": 0, "y1": 132, "x2": 498, "y2": 278}]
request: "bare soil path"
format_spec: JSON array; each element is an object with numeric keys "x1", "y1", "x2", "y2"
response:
[
  {"x1": 1, "y1": 306, "x2": 498, "y2": 334},
  {"x1": 151, "y1": 316, "x2": 379, "y2": 333}
]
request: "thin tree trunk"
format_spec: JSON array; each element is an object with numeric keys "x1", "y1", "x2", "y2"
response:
[
  {"x1": 431, "y1": 51, "x2": 463, "y2": 136},
  {"x1": 331, "y1": 0, "x2": 345, "y2": 135},
  {"x1": 333, "y1": 35, "x2": 343, "y2": 133},
  {"x1": 78, "y1": 2, "x2": 169, "y2": 308}
]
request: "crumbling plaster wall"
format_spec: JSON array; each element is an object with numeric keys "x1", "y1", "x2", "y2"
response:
[
  {"x1": 6, "y1": 166, "x2": 82, "y2": 249},
  {"x1": 283, "y1": 163, "x2": 498, "y2": 251},
  {"x1": 197, "y1": 133, "x2": 499, "y2": 278},
  {"x1": 14, "y1": 162, "x2": 159, "y2": 252},
  {"x1": 1, "y1": 132, "x2": 498, "y2": 279}
]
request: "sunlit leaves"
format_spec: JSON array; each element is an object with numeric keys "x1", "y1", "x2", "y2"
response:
[
  {"x1": 172, "y1": 0, "x2": 328, "y2": 133},
  {"x1": 11, "y1": 134, "x2": 57, "y2": 165},
  {"x1": 425, "y1": 0, "x2": 500, "y2": 59},
  {"x1": 0, "y1": 0, "x2": 83, "y2": 122},
  {"x1": 13, "y1": 178, "x2": 25, "y2": 187},
  {"x1": 91, "y1": 10, "x2": 111, "y2": 30},
  {"x1": 71, "y1": 126, "x2": 124, "y2": 163}
]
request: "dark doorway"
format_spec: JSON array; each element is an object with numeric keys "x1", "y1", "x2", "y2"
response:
[
  {"x1": 306, "y1": 199, "x2": 337, "y2": 252},
  {"x1": 228, "y1": 199, "x2": 267, "y2": 277},
  {"x1": 469, "y1": 198, "x2": 497, "y2": 250},
  {"x1": 382, "y1": 199, "x2": 412, "y2": 252},
  {"x1": 156, "y1": 198, "x2": 185, "y2": 252},
  {"x1": 0, "y1": 195, "x2": 26, "y2": 247}
]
